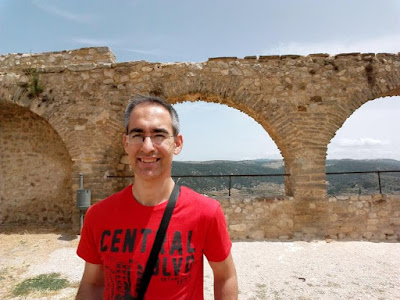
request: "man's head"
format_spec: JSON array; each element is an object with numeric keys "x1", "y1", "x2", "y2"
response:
[
  {"x1": 124, "y1": 95, "x2": 180, "y2": 136},
  {"x1": 123, "y1": 95, "x2": 183, "y2": 182}
]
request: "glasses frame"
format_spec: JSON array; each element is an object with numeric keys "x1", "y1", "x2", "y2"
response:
[{"x1": 126, "y1": 132, "x2": 175, "y2": 146}]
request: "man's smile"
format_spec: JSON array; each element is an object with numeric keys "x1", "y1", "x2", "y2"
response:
[{"x1": 138, "y1": 158, "x2": 160, "y2": 163}]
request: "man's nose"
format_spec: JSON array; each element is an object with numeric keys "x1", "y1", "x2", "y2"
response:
[{"x1": 140, "y1": 136, "x2": 155, "y2": 152}]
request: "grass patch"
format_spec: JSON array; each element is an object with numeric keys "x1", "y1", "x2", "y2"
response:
[
  {"x1": 13, "y1": 273, "x2": 69, "y2": 296},
  {"x1": 255, "y1": 283, "x2": 267, "y2": 299}
]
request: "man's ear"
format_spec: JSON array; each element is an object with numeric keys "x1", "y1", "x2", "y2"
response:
[
  {"x1": 174, "y1": 134, "x2": 183, "y2": 155},
  {"x1": 123, "y1": 133, "x2": 129, "y2": 153}
]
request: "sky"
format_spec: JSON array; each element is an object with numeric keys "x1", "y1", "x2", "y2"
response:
[{"x1": 0, "y1": 0, "x2": 399, "y2": 161}]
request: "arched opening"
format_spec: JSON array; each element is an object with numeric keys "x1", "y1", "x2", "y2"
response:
[
  {"x1": 170, "y1": 101, "x2": 285, "y2": 198},
  {"x1": 326, "y1": 96, "x2": 400, "y2": 195},
  {"x1": 173, "y1": 101, "x2": 282, "y2": 161},
  {"x1": 0, "y1": 102, "x2": 73, "y2": 226}
]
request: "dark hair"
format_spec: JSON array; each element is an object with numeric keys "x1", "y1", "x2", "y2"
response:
[{"x1": 123, "y1": 95, "x2": 180, "y2": 135}]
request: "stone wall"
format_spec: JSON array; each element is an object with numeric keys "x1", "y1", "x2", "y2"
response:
[
  {"x1": 0, "y1": 47, "x2": 115, "y2": 72},
  {"x1": 0, "y1": 47, "x2": 399, "y2": 240},
  {"x1": 222, "y1": 194, "x2": 400, "y2": 241},
  {"x1": 0, "y1": 103, "x2": 72, "y2": 225}
]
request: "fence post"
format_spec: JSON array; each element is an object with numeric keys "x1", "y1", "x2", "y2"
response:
[
  {"x1": 229, "y1": 175, "x2": 232, "y2": 197},
  {"x1": 378, "y1": 171, "x2": 382, "y2": 194}
]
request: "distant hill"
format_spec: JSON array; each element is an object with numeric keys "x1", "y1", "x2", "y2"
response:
[
  {"x1": 325, "y1": 159, "x2": 400, "y2": 195},
  {"x1": 172, "y1": 159, "x2": 400, "y2": 196}
]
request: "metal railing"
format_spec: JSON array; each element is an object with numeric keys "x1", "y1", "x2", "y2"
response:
[
  {"x1": 326, "y1": 170, "x2": 400, "y2": 194},
  {"x1": 107, "y1": 170, "x2": 400, "y2": 196},
  {"x1": 172, "y1": 173, "x2": 290, "y2": 196}
]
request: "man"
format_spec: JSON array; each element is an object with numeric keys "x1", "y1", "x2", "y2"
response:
[{"x1": 76, "y1": 95, "x2": 238, "y2": 299}]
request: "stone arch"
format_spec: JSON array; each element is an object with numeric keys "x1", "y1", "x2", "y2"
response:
[
  {"x1": 164, "y1": 92, "x2": 294, "y2": 195},
  {"x1": 291, "y1": 54, "x2": 400, "y2": 199},
  {"x1": 325, "y1": 55, "x2": 400, "y2": 146},
  {"x1": 0, "y1": 102, "x2": 73, "y2": 225}
]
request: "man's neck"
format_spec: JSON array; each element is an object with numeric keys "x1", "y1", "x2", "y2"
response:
[{"x1": 132, "y1": 177, "x2": 175, "y2": 206}]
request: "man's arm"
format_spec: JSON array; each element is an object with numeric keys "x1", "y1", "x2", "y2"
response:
[
  {"x1": 209, "y1": 252, "x2": 238, "y2": 300},
  {"x1": 76, "y1": 262, "x2": 105, "y2": 300}
]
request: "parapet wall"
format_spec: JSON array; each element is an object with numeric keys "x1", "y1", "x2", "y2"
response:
[
  {"x1": 0, "y1": 47, "x2": 116, "y2": 71},
  {"x1": 222, "y1": 194, "x2": 400, "y2": 241}
]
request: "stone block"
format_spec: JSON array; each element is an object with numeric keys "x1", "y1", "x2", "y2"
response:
[
  {"x1": 367, "y1": 219, "x2": 379, "y2": 225},
  {"x1": 339, "y1": 225, "x2": 353, "y2": 233},
  {"x1": 254, "y1": 208, "x2": 264, "y2": 214},
  {"x1": 366, "y1": 225, "x2": 377, "y2": 231},
  {"x1": 362, "y1": 232, "x2": 373, "y2": 240},
  {"x1": 229, "y1": 223, "x2": 247, "y2": 232},
  {"x1": 141, "y1": 66, "x2": 153, "y2": 72},
  {"x1": 349, "y1": 232, "x2": 361, "y2": 239},
  {"x1": 377, "y1": 210, "x2": 389, "y2": 217},
  {"x1": 372, "y1": 194, "x2": 383, "y2": 201},
  {"x1": 120, "y1": 155, "x2": 129, "y2": 164},
  {"x1": 347, "y1": 206, "x2": 356, "y2": 213},
  {"x1": 386, "y1": 234, "x2": 399, "y2": 241},
  {"x1": 67, "y1": 63, "x2": 96, "y2": 71},
  {"x1": 329, "y1": 214, "x2": 339, "y2": 222},
  {"x1": 390, "y1": 218, "x2": 400, "y2": 225},
  {"x1": 103, "y1": 78, "x2": 114, "y2": 84},
  {"x1": 359, "y1": 195, "x2": 372, "y2": 201},
  {"x1": 250, "y1": 230, "x2": 264, "y2": 240}
]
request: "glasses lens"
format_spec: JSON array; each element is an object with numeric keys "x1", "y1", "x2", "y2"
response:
[
  {"x1": 152, "y1": 134, "x2": 172, "y2": 145},
  {"x1": 127, "y1": 134, "x2": 172, "y2": 145},
  {"x1": 128, "y1": 135, "x2": 142, "y2": 144}
]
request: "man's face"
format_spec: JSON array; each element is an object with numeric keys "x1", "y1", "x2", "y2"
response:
[{"x1": 123, "y1": 103, "x2": 183, "y2": 182}]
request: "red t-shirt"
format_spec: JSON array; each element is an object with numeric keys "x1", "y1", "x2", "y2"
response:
[{"x1": 77, "y1": 185, "x2": 232, "y2": 299}]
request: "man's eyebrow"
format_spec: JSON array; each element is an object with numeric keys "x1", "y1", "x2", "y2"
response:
[
  {"x1": 127, "y1": 128, "x2": 170, "y2": 135},
  {"x1": 153, "y1": 128, "x2": 169, "y2": 134},
  {"x1": 128, "y1": 128, "x2": 143, "y2": 135}
]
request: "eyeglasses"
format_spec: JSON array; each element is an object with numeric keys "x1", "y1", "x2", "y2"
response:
[{"x1": 126, "y1": 133, "x2": 174, "y2": 145}]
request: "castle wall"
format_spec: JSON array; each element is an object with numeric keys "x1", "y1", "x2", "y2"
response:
[
  {"x1": 0, "y1": 47, "x2": 399, "y2": 240},
  {"x1": 222, "y1": 194, "x2": 400, "y2": 241}
]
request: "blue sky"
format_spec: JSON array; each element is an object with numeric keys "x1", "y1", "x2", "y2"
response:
[{"x1": 1, "y1": 0, "x2": 399, "y2": 161}]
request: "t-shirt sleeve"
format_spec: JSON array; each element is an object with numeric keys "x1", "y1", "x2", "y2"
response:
[
  {"x1": 203, "y1": 203, "x2": 232, "y2": 262},
  {"x1": 76, "y1": 205, "x2": 102, "y2": 265}
]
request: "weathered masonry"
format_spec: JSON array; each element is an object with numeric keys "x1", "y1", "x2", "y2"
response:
[{"x1": 1, "y1": 47, "x2": 399, "y2": 241}]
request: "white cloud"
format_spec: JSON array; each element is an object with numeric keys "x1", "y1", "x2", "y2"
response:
[
  {"x1": 264, "y1": 34, "x2": 400, "y2": 56},
  {"x1": 32, "y1": 0, "x2": 95, "y2": 23},
  {"x1": 335, "y1": 138, "x2": 389, "y2": 148},
  {"x1": 327, "y1": 147, "x2": 398, "y2": 160}
]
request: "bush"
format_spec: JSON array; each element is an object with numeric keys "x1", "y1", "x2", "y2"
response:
[{"x1": 13, "y1": 273, "x2": 69, "y2": 296}]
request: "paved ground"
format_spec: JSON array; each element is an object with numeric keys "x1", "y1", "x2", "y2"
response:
[{"x1": 1, "y1": 229, "x2": 399, "y2": 299}]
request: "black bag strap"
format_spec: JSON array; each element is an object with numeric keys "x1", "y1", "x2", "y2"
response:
[{"x1": 136, "y1": 183, "x2": 180, "y2": 300}]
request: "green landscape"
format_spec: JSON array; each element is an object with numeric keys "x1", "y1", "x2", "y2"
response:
[{"x1": 172, "y1": 159, "x2": 400, "y2": 197}]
